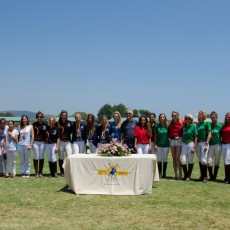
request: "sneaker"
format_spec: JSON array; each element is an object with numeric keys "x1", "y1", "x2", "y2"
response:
[
  {"x1": 39, "y1": 173, "x2": 43, "y2": 177},
  {"x1": 25, "y1": 174, "x2": 29, "y2": 178},
  {"x1": 54, "y1": 173, "x2": 58, "y2": 178},
  {"x1": 203, "y1": 177, "x2": 207, "y2": 183},
  {"x1": 60, "y1": 173, "x2": 64, "y2": 177},
  {"x1": 5, "y1": 174, "x2": 10, "y2": 178},
  {"x1": 35, "y1": 174, "x2": 39, "y2": 178},
  {"x1": 22, "y1": 174, "x2": 26, "y2": 178}
]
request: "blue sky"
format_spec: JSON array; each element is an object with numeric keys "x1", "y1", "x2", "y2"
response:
[{"x1": 0, "y1": 0, "x2": 229, "y2": 120}]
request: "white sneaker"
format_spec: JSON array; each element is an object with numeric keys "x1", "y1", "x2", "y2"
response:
[
  {"x1": 25, "y1": 174, "x2": 30, "y2": 178},
  {"x1": 22, "y1": 174, "x2": 25, "y2": 178}
]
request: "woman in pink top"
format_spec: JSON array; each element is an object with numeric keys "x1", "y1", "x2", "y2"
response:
[
  {"x1": 222, "y1": 112, "x2": 230, "y2": 184},
  {"x1": 134, "y1": 115, "x2": 152, "y2": 154},
  {"x1": 168, "y1": 111, "x2": 184, "y2": 180}
]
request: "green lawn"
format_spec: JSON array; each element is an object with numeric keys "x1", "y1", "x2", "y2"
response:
[{"x1": 0, "y1": 154, "x2": 229, "y2": 230}]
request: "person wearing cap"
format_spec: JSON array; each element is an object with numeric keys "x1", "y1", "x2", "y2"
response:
[
  {"x1": 32, "y1": 111, "x2": 48, "y2": 177},
  {"x1": 207, "y1": 111, "x2": 222, "y2": 181},
  {"x1": 110, "y1": 111, "x2": 122, "y2": 142},
  {"x1": 196, "y1": 110, "x2": 212, "y2": 183},
  {"x1": 121, "y1": 109, "x2": 137, "y2": 151},
  {"x1": 149, "y1": 113, "x2": 157, "y2": 154},
  {"x1": 222, "y1": 112, "x2": 230, "y2": 184},
  {"x1": 71, "y1": 113, "x2": 86, "y2": 154},
  {"x1": 180, "y1": 114, "x2": 198, "y2": 181},
  {"x1": 58, "y1": 110, "x2": 73, "y2": 176},
  {"x1": 154, "y1": 113, "x2": 170, "y2": 178},
  {"x1": 168, "y1": 111, "x2": 184, "y2": 180},
  {"x1": 0, "y1": 118, "x2": 8, "y2": 176}
]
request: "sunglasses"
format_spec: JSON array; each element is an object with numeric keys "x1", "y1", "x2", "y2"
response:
[{"x1": 185, "y1": 118, "x2": 191, "y2": 120}]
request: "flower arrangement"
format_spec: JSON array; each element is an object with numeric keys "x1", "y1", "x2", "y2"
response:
[{"x1": 96, "y1": 139, "x2": 132, "y2": 157}]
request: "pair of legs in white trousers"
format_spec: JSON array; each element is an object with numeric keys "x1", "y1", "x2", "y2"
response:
[
  {"x1": 18, "y1": 145, "x2": 31, "y2": 176},
  {"x1": 58, "y1": 141, "x2": 72, "y2": 175},
  {"x1": 46, "y1": 143, "x2": 58, "y2": 177},
  {"x1": 157, "y1": 147, "x2": 169, "y2": 178},
  {"x1": 5, "y1": 150, "x2": 17, "y2": 176},
  {"x1": 72, "y1": 140, "x2": 85, "y2": 154},
  {"x1": 137, "y1": 143, "x2": 149, "y2": 154},
  {"x1": 222, "y1": 143, "x2": 230, "y2": 183},
  {"x1": 0, "y1": 147, "x2": 6, "y2": 175}
]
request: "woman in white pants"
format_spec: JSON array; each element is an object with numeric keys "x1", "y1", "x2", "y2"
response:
[
  {"x1": 18, "y1": 115, "x2": 34, "y2": 178},
  {"x1": 149, "y1": 113, "x2": 157, "y2": 154},
  {"x1": 180, "y1": 114, "x2": 198, "y2": 181},
  {"x1": 85, "y1": 114, "x2": 98, "y2": 153},
  {"x1": 46, "y1": 116, "x2": 60, "y2": 178},
  {"x1": 58, "y1": 110, "x2": 72, "y2": 176},
  {"x1": 71, "y1": 113, "x2": 86, "y2": 154},
  {"x1": 154, "y1": 113, "x2": 170, "y2": 178},
  {"x1": 221, "y1": 112, "x2": 230, "y2": 184},
  {"x1": 196, "y1": 110, "x2": 212, "y2": 183},
  {"x1": 207, "y1": 111, "x2": 222, "y2": 181},
  {"x1": 134, "y1": 115, "x2": 152, "y2": 154},
  {"x1": 3, "y1": 121, "x2": 19, "y2": 178}
]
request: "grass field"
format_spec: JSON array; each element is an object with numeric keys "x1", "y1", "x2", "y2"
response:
[{"x1": 0, "y1": 154, "x2": 230, "y2": 230}]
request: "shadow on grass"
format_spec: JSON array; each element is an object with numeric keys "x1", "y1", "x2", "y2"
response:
[{"x1": 58, "y1": 185, "x2": 75, "y2": 194}]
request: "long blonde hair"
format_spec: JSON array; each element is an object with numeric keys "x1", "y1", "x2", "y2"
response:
[{"x1": 113, "y1": 111, "x2": 122, "y2": 128}]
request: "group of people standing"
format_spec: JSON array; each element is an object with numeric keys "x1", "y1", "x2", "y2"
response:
[{"x1": 0, "y1": 109, "x2": 230, "y2": 184}]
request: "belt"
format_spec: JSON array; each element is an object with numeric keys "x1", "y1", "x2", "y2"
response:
[
  {"x1": 198, "y1": 140, "x2": 206, "y2": 143},
  {"x1": 183, "y1": 141, "x2": 193, "y2": 145},
  {"x1": 222, "y1": 142, "x2": 230, "y2": 144}
]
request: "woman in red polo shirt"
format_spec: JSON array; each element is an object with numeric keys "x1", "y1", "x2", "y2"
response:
[
  {"x1": 222, "y1": 112, "x2": 230, "y2": 184},
  {"x1": 134, "y1": 115, "x2": 152, "y2": 154},
  {"x1": 168, "y1": 111, "x2": 184, "y2": 180}
]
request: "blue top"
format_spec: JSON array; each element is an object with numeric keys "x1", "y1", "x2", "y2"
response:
[
  {"x1": 110, "y1": 121, "x2": 121, "y2": 140},
  {"x1": 121, "y1": 119, "x2": 137, "y2": 140}
]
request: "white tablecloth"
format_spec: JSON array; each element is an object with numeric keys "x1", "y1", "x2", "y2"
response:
[{"x1": 63, "y1": 154, "x2": 159, "y2": 195}]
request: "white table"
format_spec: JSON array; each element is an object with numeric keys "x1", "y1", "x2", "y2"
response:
[{"x1": 63, "y1": 154, "x2": 159, "y2": 195}]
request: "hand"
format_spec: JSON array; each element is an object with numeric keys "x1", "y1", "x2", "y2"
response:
[
  {"x1": 155, "y1": 145, "x2": 158, "y2": 152},
  {"x1": 55, "y1": 148, "x2": 59, "y2": 153},
  {"x1": 27, "y1": 145, "x2": 32, "y2": 150},
  {"x1": 191, "y1": 147, "x2": 196, "y2": 153},
  {"x1": 149, "y1": 145, "x2": 152, "y2": 151},
  {"x1": 204, "y1": 146, "x2": 208, "y2": 152}
]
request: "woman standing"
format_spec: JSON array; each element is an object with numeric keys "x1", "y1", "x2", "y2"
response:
[
  {"x1": 71, "y1": 113, "x2": 86, "y2": 154},
  {"x1": 134, "y1": 115, "x2": 152, "y2": 154},
  {"x1": 3, "y1": 121, "x2": 19, "y2": 178},
  {"x1": 96, "y1": 115, "x2": 112, "y2": 147},
  {"x1": 110, "y1": 111, "x2": 122, "y2": 142},
  {"x1": 18, "y1": 115, "x2": 34, "y2": 178},
  {"x1": 32, "y1": 111, "x2": 48, "y2": 177},
  {"x1": 58, "y1": 110, "x2": 72, "y2": 176},
  {"x1": 154, "y1": 113, "x2": 170, "y2": 178},
  {"x1": 149, "y1": 113, "x2": 157, "y2": 154},
  {"x1": 181, "y1": 114, "x2": 198, "y2": 181},
  {"x1": 196, "y1": 110, "x2": 212, "y2": 183},
  {"x1": 46, "y1": 116, "x2": 60, "y2": 178},
  {"x1": 85, "y1": 114, "x2": 98, "y2": 153},
  {"x1": 207, "y1": 111, "x2": 222, "y2": 181},
  {"x1": 222, "y1": 112, "x2": 230, "y2": 184},
  {"x1": 0, "y1": 118, "x2": 8, "y2": 176},
  {"x1": 168, "y1": 111, "x2": 184, "y2": 180}
]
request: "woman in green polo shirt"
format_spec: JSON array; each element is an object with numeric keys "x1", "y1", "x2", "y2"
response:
[
  {"x1": 181, "y1": 114, "x2": 198, "y2": 181},
  {"x1": 207, "y1": 111, "x2": 222, "y2": 181},
  {"x1": 154, "y1": 113, "x2": 170, "y2": 179},
  {"x1": 196, "y1": 110, "x2": 212, "y2": 183}
]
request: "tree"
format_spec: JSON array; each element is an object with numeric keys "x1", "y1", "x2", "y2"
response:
[
  {"x1": 0, "y1": 112, "x2": 15, "y2": 117},
  {"x1": 112, "y1": 103, "x2": 127, "y2": 117},
  {"x1": 133, "y1": 109, "x2": 139, "y2": 117},
  {"x1": 139, "y1": 109, "x2": 151, "y2": 117},
  {"x1": 97, "y1": 104, "x2": 113, "y2": 120}
]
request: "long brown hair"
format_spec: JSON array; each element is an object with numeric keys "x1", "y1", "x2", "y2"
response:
[
  {"x1": 138, "y1": 115, "x2": 152, "y2": 135},
  {"x1": 87, "y1": 114, "x2": 95, "y2": 136}
]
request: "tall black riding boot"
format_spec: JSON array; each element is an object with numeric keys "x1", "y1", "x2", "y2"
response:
[
  {"x1": 199, "y1": 162, "x2": 203, "y2": 181},
  {"x1": 224, "y1": 165, "x2": 227, "y2": 182},
  {"x1": 225, "y1": 164, "x2": 230, "y2": 184},
  {"x1": 181, "y1": 164, "x2": 188, "y2": 180},
  {"x1": 48, "y1": 161, "x2": 52, "y2": 177},
  {"x1": 202, "y1": 165, "x2": 208, "y2": 183},
  {"x1": 59, "y1": 160, "x2": 64, "y2": 176},
  {"x1": 33, "y1": 159, "x2": 39, "y2": 177},
  {"x1": 187, "y1": 164, "x2": 194, "y2": 181},
  {"x1": 162, "y1": 162, "x2": 168, "y2": 178},
  {"x1": 213, "y1": 165, "x2": 219, "y2": 181},
  {"x1": 157, "y1": 162, "x2": 162, "y2": 179},
  {"x1": 53, "y1": 161, "x2": 58, "y2": 178},
  {"x1": 208, "y1": 166, "x2": 214, "y2": 181},
  {"x1": 39, "y1": 159, "x2": 44, "y2": 177}
]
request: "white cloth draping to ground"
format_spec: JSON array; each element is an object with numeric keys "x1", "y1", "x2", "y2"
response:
[{"x1": 63, "y1": 154, "x2": 159, "y2": 195}]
